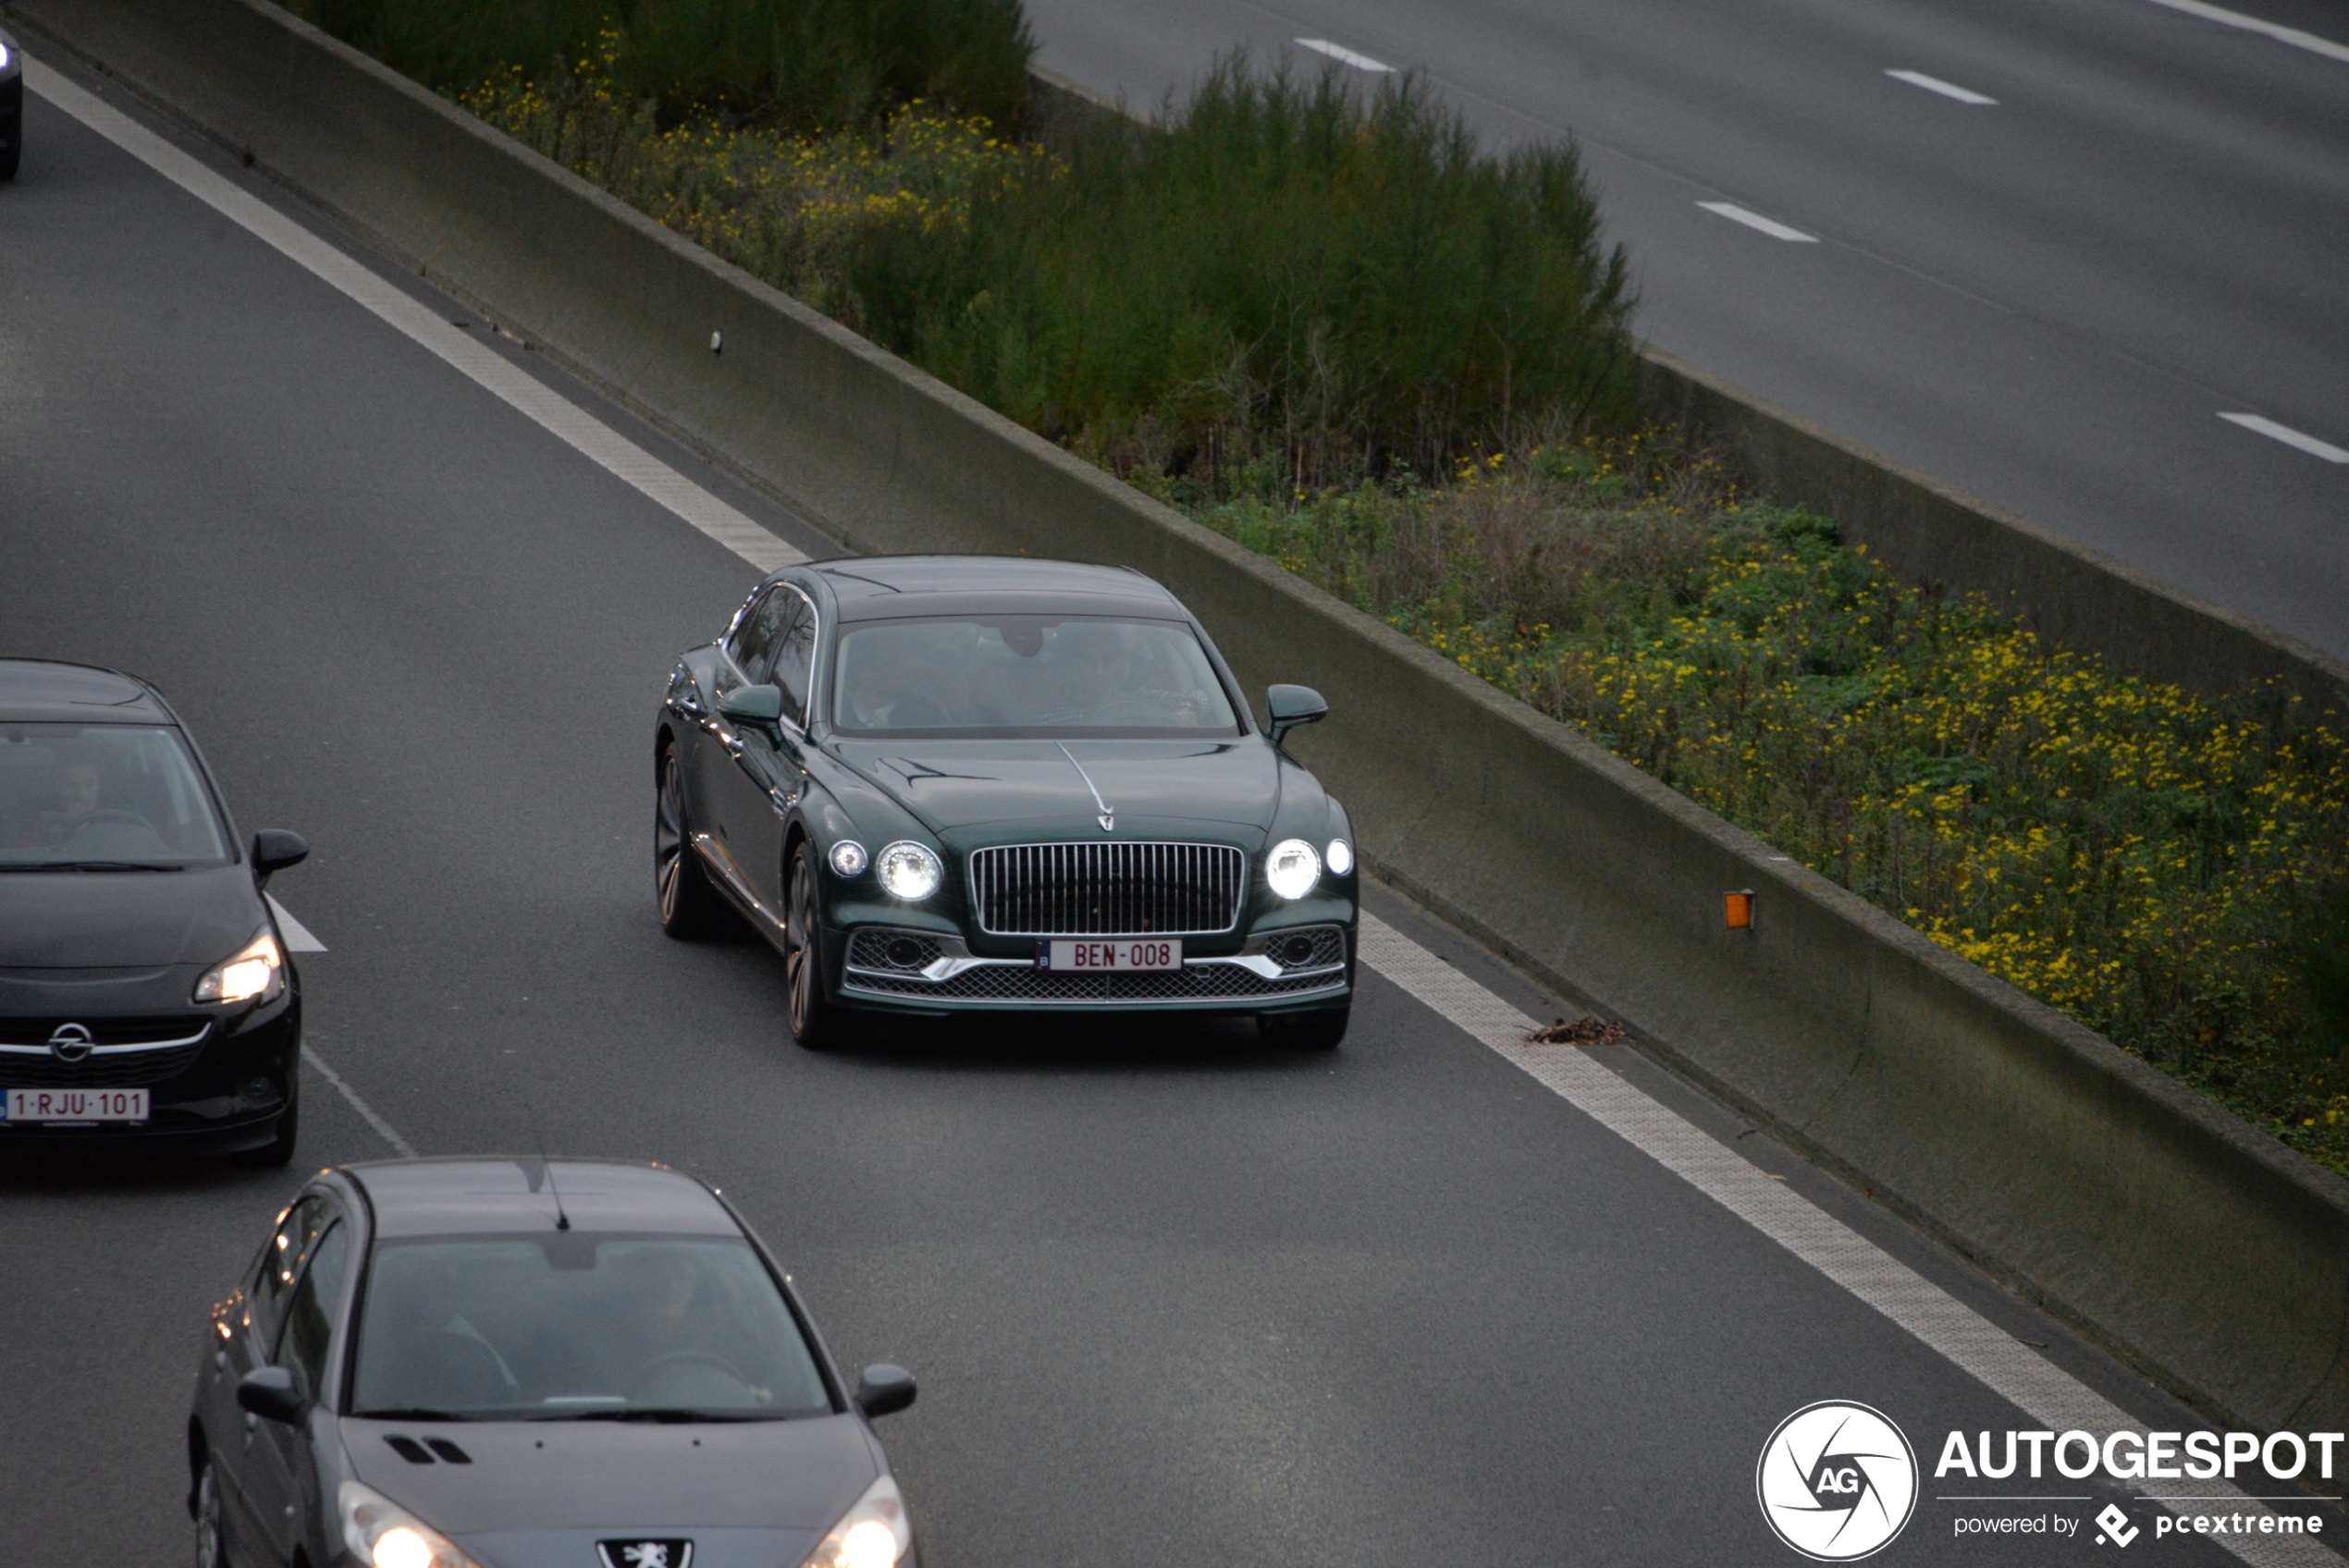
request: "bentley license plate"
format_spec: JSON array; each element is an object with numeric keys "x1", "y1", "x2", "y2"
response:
[
  {"x1": 1039, "y1": 938, "x2": 1183, "y2": 972},
  {"x1": 4, "y1": 1088, "x2": 149, "y2": 1123}
]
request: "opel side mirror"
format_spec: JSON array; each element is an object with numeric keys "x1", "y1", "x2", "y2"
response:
[
  {"x1": 855, "y1": 1363, "x2": 916, "y2": 1419},
  {"x1": 251, "y1": 830, "x2": 309, "y2": 888},
  {"x1": 237, "y1": 1365, "x2": 305, "y2": 1424},
  {"x1": 718, "y1": 683, "x2": 785, "y2": 727},
  {"x1": 1266, "y1": 684, "x2": 1329, "y2": 746}
]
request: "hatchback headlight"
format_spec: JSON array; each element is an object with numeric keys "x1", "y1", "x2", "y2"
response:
[
  {"x1": 1266, "y1": 839, "x2": 1321, "y2": 900},
  {"x1": 193, "y1": 928, "x2": 284, "y2": 1004},
  {"x1": 339, "y1": 1482, "x2": 484, "y2": 1568},
  {"x1": 875, "y1": 841, "x2": 942, "y2": 901},
  {"x1": 802, "y1": 1474, "x2": 912, "y2": 1568}
]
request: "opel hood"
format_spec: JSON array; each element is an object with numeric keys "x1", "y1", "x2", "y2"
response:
[{"x1": 0, "y1": 864, "x2": 261, "y2": 967}]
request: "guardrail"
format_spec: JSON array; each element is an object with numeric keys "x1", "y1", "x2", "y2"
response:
[{"x1": 17, "y1": 0, "x2": 2344, "y2": 1431}]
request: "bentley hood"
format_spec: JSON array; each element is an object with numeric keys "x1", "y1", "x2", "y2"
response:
[
  {"x1": 829, "y1": 739, "x2": 1279, "y2": 835},
  {"x1": 344, "y1": 1415, "x2": 878, "y2": 1562}
]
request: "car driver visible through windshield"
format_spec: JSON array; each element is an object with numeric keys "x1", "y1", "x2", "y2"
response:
[
  {"x1": 832, "y1": 616, "x2": 1241, "y2": 737},
  {"x1": 0, "y1": 723, "x2": 231, "y2": 867},
  {"x1": 350, "y1": 1235, "x2": 832, "y2": 1420}
]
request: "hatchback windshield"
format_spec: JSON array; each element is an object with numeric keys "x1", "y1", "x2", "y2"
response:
[
  {"x1": 0, "y1": 724, "x2": 229, "y2": 867},
  {"x1": 351, "y1": 1235, "x2": 831, "y2": 1419},
  {"x1": 831, "y1": 616, "x2": 1241, "y2": 736}
]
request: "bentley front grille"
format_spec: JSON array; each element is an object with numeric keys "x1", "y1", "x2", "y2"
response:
[{"x1": 968, "y1": 841, "x2": 1246, "y2": 937}]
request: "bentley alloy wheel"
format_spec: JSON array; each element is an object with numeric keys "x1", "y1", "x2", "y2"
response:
[
  {"x1": 656, "y1": 747, "x2": 726, "y2": 938},
  {"x1": 787, "y1": 842, "x2": 842, "y2": 1050}
]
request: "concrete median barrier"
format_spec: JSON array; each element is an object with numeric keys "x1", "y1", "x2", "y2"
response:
[{"x1": 15, "y1": 0, "x2": 2346, "y2": 1432}]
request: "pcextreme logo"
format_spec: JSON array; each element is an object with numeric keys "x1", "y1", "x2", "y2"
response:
[{"x1": 1757, "y1": 1401, "x2": 1921, "y2": 1561}]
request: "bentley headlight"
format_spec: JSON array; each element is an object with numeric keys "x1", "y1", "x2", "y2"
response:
[
  {"x1": 339, "y1": 1481, "x2": 484, "y2": 1568},
  {"x1": 875, "y1": 841, "x2": 942, "y2": 901},
  {"x1": 801, "y1": 1474, "x2": 912, "y2": 1568},
  {"x1": 193, "y1": 928, "x2": 284, "y2": 1004},
  {"x1": 1325, "y1": 838, "x2": 1354, "y2": 876},
  {"x1": 830, "y1": 839, "x2": 869, "y2": 877},
  {"x1": 1266, "y1": 839, "x2": 1321, "y2": 900}
]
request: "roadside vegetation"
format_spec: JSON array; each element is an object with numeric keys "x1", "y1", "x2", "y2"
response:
[{"x1": 302, "y1": 9, "x2": 2349, "y2": 1173}]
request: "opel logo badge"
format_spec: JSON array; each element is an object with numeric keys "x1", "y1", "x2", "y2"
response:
[{"x1": 49, "y1": 1023, "x2": 95, "y2": 1063}]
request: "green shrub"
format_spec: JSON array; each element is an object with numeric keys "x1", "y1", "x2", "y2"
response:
[
  {"x1": 847, "y1": 57, "x2": 1640, "y2": 488},
  {"x1": 292, "y1": 0, "x2": 1035, "y2": 131}
]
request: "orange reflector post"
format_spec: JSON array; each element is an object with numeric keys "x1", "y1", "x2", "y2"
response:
[{"x1": 1725, "y1": 890, "x2": 1755, "y2": 930}]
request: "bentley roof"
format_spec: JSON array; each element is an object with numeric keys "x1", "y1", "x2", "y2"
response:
[
  {"x1": 0, "y1": 660, "x2": 172, "y2": 725},
  {"x1": 346, "y1": 1158, "x2": 741, "y2": 1238},
  {"x1": 813, "y1": 556, "x2": 1174, "y2": 605}
]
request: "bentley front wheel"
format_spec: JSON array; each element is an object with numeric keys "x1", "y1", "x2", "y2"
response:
[
  {"x1": 657, "y1": 747, "x2": 728, "y2": 939},
  {"x1": 786, "y1": 843, "x2": 846, "y2": 1051}
]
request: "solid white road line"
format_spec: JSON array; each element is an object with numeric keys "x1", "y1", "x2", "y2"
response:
[
  {"x1": 1696, "y1": 201, "x2": 1820, "y2": 242},
  {"x1": 2145, "y1": 0, "x2": 2349, "y2": 66},
  {"x1": 1295, "y1": 38, "x2": 1396, "y2": 73},
  {"x1": 300, "y1": 1046, "x2": 418, "y2": 1158},
  {"x1": 2220, "y1": 412, "x2": 2349, "y2": 464},
  {"x1": 1886, "y1": 68, "x2": 1998, "y2": 104},
  {"x1": 1356, "y1": 913, "x2": 2332, "y2": 1568},
  {"x1": 266, "y1": 895, "x2": 327, "y2": 953},
  {"x1": 26, "y1": 59, "x2": 806, "y2": 574}
]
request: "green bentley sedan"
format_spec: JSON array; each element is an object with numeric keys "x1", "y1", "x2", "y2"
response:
[{"x1": 654, "y1": 557, "x2": 1358, "y2": 1049}]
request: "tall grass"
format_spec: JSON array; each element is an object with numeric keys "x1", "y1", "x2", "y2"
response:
[
  {"x1": 1202, "y1": 447, "x2": 2349, "y2": 1173},
  {"x1": 291, "y1": 0, "x2": 1035, "y2": 131},
  {"x1": 848, "y1": 58, "x2": 1640, "y2": 490}
]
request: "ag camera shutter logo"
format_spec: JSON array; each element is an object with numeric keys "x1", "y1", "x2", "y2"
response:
[{"x1": 1756, "y1": 1401, "x2": 1919, "y2": 1560}]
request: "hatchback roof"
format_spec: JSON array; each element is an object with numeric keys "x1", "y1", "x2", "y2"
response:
[
  {"x1": 813, "y1": 556, "x2": 1172, "y2": 605},
  {"x1": 346, "y1": 1158, "x2": 741, "y2": 1239},
  {"x1": 0, "y1": 660, "x2": 171, "y2": 725}
]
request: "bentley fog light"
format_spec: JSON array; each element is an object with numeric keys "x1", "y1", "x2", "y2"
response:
[
  {"x1": 801, "y1": 1474, "x2": 912, "y2": 1568},
  {"x1": 1325, "y1": 838, "x2": 1354, "y2": 876},
  {"x1": 1266, "y1": 839, "x2": 1321, "y2": 900},
  {"x1": 875, "y1": 841, "x2": 942, "y2": 901},
  {"x1": 339, "y1": 1482, "x2": 484, "y2": 1568},
  {"x1": 193, "y1": 928, "x2": 284, "y2": 1004},
  {"x1": 830, "y1": 839, "x2": 869, "y2": 877}
]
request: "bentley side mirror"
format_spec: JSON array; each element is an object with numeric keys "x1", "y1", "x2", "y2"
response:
[
  {"x1": 1265, "y1": 684, "x2": 1329, "y2": 746},
  {"x1": 251, "y1": 829, "x2": 309, "y2": 888},
  {"x1": 854, "y1": 1363, "x2": 916, "y2": 1419},
  {"x1": 236, "y1": 1366, "x2": 305, "y2": 1424},
  {"x1": 718, "y1": 683, "x2": 785, "y2": 727}
]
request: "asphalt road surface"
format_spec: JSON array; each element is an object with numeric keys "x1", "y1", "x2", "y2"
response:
[
  {"x1": 1021, "y1": 0, "x2": 2349, "y2": 665},
  {"x1": 0, "y1": 54, "x2": 2316, "y2": 1568}
]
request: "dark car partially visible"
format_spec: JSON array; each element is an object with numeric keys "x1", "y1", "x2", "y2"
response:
[
  {"x1": 0, "y1": 660, "x2": 309, "y2": 1163},
  {"x1": 1, "y1": 25, "x2": 20, "y2": 183}
]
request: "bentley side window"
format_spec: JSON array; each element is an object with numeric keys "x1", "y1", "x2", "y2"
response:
[
  {"x1": 771, "y1": 592, "x2": 816, "y2": 728},
  {"x1": 727, "y1": 587, "x2": 793, "y2": 681},
  {"x1": 276, "y1": 1221, "x2": 351, "y2": 1399}
]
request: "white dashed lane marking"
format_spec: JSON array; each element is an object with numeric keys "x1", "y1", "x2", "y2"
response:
[
  {"x1": 1887, "y1": 68, "x2": 1998, "y2": 104},
  {"x1": 2145, "y1": 0, "x2": 2349, "y2": 66},
  {"x1": 1295, "y1": 38, "x2": 1395, "y2": 73},
  {"x1": 1697, "y1": 201, "x2": 1820, "y2": 242},
  {"x1": 266, "y1": 895, "x2": 327, "y2": 953},
  {"x1": 2220, "y1": 412, "x2": 2349, "y2": 464}
]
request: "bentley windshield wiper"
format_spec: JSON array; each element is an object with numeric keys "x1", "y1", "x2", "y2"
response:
[
  {"x1": 533, "y1": 1407, "x2": 779, "y2": 1423},
  {"x1": 3, "y1": 860, "x2": 186, "y2": 873},
  {"x1": 354, "y1": 1407, "x2": 479, "y2": 1422}
]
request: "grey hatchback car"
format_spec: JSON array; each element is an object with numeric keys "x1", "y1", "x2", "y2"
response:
[{"x1": 191, "y1": 1159, "x2": 919, "y2": 1568}]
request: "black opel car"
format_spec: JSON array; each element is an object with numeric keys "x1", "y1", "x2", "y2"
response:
[
  {"x1": 654, "y1": 557, "x2": 1358, "y2": 1051},
  {"x1": 191, "y1": 1158, "x2": 918, "y2": 1568},
  {"x1": 0, "y1": 660, "x2": 308, "y2": 1163}
]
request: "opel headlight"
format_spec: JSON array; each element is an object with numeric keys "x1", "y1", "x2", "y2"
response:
[
  {"x1": 193, "y1": 927, "x2": 284, "y2": 1004},
  {"x1": 1266, "y1": 839, "x2": 1321, "y2": 900},
  {"x1": 830, "y1": 839, "x2": 869, "y2": 877},
  {"x1": 1325, "y1": 838, "x2": 1354, "y2": 876},
  {"x1": 875, "y1": 841, "x2": 942, "y2": 901},
  {"x1": 339, "y1": 1481, "x2": 484, "y2": 1568},
  {"x1": 802, "y1": 1474, "x2": 912, "y2": 1568}
]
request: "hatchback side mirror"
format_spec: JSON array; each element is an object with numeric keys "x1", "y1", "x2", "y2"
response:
[
  {"x1": 251, "y1": 830, "x2": 309, "y2": 888},
  {"x1": 854, "y1": 1363, "x2": 916, "y2": 1419},
  {"x1": 1265, "y1": 684, "x2": 1329, "y2": 746},
  {"x1": 237, "y1": 1366, "x2": 305, "y2": 1424},
  {"x1": 719, "y1": 683, "x2": 785, "y2": 726}
]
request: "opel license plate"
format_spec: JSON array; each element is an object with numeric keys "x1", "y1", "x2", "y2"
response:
[
  {"x1": 3, "y1": 1088, "x2": 149, "y2": 1123},
  {"x1": 1039, "y1": 938, "x2": 1182, "y2": 972}
]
